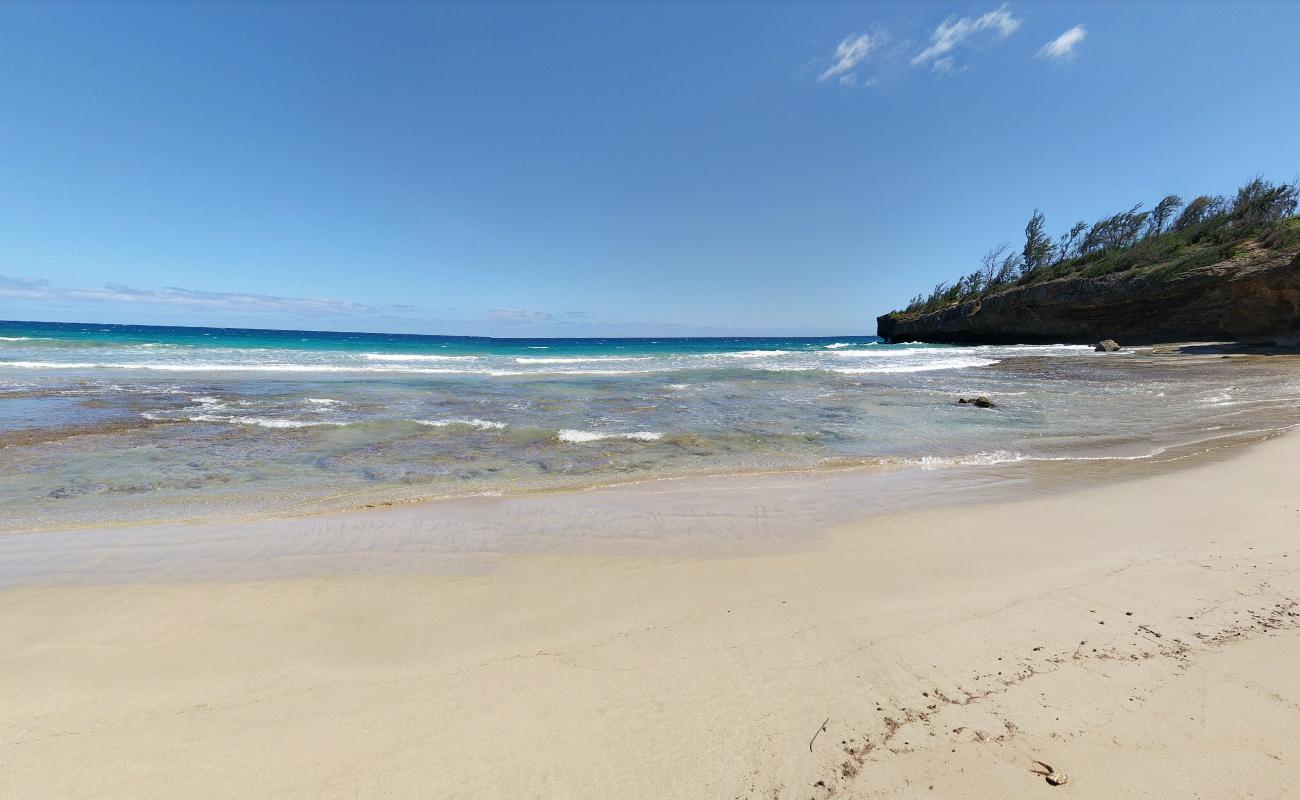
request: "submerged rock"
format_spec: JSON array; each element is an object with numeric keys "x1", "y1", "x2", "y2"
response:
[
  {"x1": 957, "y1": 396, "x2": 997, "y2": 408},
  {"x1": 1095, "y1": 339, "x2": 1121, "y2": 352}
]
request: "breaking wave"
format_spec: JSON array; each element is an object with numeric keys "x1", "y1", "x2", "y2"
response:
[{"x1": 557, "y1": 429, "x2": 663, "y2": 443}]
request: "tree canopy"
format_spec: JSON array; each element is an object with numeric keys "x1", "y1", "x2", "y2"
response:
[{"x1": 898, "y1": 176, "x2": 1299, "y2": 315}]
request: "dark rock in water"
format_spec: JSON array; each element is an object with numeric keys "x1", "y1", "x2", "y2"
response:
[
  {"x1": 1095, "y1": 339, "x2": 1121, "y2": 352},
  {"x1": 957, "y1": 396, "x2": 997, "y2": 408}
]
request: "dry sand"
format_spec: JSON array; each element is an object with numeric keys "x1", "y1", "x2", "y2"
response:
[{"x1": 3, "y1": 433, "x2": 1300, "y2": 798}]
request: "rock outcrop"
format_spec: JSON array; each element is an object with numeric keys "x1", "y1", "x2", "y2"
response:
[
  {"x1": 1095, "y1": 339, "x2": 1121, "y2": 352},
  {"x1": 877, "y1": 243, "x2": 1300, "y2": 345}
]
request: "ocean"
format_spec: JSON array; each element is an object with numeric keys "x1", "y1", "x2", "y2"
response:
[{"x1": 4, "y1": 319, "x2": 1300, "y2": 532}]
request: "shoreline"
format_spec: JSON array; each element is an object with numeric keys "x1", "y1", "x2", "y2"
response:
[
  {"x1": 1, "y1": 422, "x2": 1275, "y2": 537},
  {"x1": 1, "y1": 422, "x2": 1294, "y2": 589},
  {"x1": 4, "y1": 427, "x2": 1300, "y2": 797},
  {"x1": 9, "y1": 344, "x2": 1300, "y2": 534},
  {"x1": 10, "y1": 374, "x2": 1300, "y2": 538}
]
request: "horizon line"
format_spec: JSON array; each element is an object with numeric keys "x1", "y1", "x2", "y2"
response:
[{"x1": 0, "y1": 318, "x2": 881, "y2": 342}]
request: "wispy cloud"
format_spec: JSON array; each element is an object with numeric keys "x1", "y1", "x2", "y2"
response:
[
  {"x1": 0, "y1": 276, "x2": 419, "y2": 317},
  {"x1": 0, "y1": 276, "x2": 833, "y2": 337},
  {"x1": 912, "y1": 4, "x2": 1022, "y2": 74},
  {"x1": 931, "y1": 57, "x2": 962, "y2": 77},
  {"x1": 488, "y1": 308, "x2": 554, "y2": 323},
  {"x1": 819, "y1": 33, "x2": 875, "y2": 84},
  {"x1": 1037, "y1": 25, "x2": 1086, "y2": 61},
  {"x1": 0, "y1": 275, "x2": 625, "y2": 332}
]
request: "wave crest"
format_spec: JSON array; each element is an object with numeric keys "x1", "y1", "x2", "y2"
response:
[
  {"x1": 362, "y1": 353, "x2": 479, "y2": 362},
  {"x1": 557, "y1": 429, "x2": 663, "y2": 443},
  {"x1": 416, "y1": 418, "x2": 507, "y2": 430},
  {"x1": 513, "y1": 356, "x2": 651, "y2": 365}
]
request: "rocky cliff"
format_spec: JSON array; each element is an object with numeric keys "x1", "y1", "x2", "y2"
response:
[{"x1": 877, "y1": 242, "x2": 1300, "y2": 345}]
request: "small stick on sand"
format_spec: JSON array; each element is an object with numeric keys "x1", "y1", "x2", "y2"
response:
[
  {"x1": 1031, "y1": 760, "x2": 1069, "y2": 786},
  {"x1": 809, "y1": 717, "x2": 830, "y2": 752}
]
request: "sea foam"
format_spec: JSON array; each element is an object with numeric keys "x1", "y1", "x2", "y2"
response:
[
  {"x1": 362, "y1": 353, "x2": 479, "y2": 362},
  {"x1": 416, "y1": 419, "x2": 507, "y2": 430},
  {"x1": 557, "y1": 430, "x2": 663, "y2": 443},
  {"x1": 513, "y1": 356, "x2": 651, "y2": 364}
]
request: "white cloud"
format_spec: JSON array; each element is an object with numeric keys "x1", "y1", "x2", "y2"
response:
[
  {"x1": 0, "y1": 275, "x2": 841, "y2": 336},
  {"x1": 0, "y1": 275, "x2": 597, "y2": 332},
  {"x1": 1037, "y1": 25, "x2": 1086, "y2": 61},
  {"x1": 912, "y1": 4, "x2": 1022, "y2": 73},
  {"x1": 488, "y1": 308, "x2": 554, "y2": 323},
  {"x1": 931, "y1": 57, "x2": 964, "y2": 77},
  {"x1": 0, "y1": 276, "x2": 418, "y2": 317},
  {"x1": 819, "y1": 33, "x2": 874, "y2": 83}
]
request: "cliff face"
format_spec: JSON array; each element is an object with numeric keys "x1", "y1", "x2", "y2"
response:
[{"x1": 877, "y1": 243, "x2": 1300, "y2": 345}]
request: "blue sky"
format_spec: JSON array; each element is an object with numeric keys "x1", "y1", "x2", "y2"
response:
[{"x1": 1, "y1": 2, "x2": 1297, "y2": 337}]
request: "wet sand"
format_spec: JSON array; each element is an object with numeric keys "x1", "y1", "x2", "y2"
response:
[{"x1": 2, "y1": 432, "x2": 1300, "y2": 798}]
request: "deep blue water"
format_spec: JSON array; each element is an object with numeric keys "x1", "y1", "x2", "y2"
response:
[{"x1": 0, "y1": 319, "x2": 882, "y2": 357}]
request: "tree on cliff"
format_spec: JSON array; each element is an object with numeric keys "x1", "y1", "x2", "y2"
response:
[
  {"x1": 1146, "y1": 195, "x2": 1184, "y2": 237},
  {"x1": 1021, "y1": 210, "x2": 1054, "y2": 276},
  {"x1": 1231, "y1": 177, "x2": 1299, "y2": 225},
  {"x1": 979, "y1": 244, "x2": 1018, "y2": 288},
  {"x1": 895, "y1": 175, "x2": 1299, "y2": 316},
  {"x1": 1081, "y1": 204, "x2": 1149, "y2": 254},
  {"x1": 1056, "y1": 221, "x2": 1088, "y2": 262},
  {"x1": 1173, "y1": 195, "x2": 1225, "y2": 231},
  {"x1": 996, "y1": 250, "x2": 1022, "y2": 285}
]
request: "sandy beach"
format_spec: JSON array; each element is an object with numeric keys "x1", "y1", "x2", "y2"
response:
[
  {"x1": 5, "y1": 1, "x2": 1298, "y2": 797},
  {"x1": 3, "y1": 430, "x2": 1300, "y2": 798}
]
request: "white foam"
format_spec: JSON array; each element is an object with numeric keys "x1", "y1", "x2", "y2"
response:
[
  {"x1": 831, "y1": 357, "x2": 999, "y2": 374},
  {"x1": 226, "y1": 416, "x2": 344, "y2": 429},
  {"x1": 362, "y1": 353, "x2": 479, "y2": 362},
  {"x1": 486, "y1": 369, "x2": 662, "y2": 377},
  {"x1": 415, "y1": 418, "x2": 507, "y2": 430},
  {"x1": 916, "y1": 444, "x2": 1178, "y2": 470},
  {"x1": 513, "y1": 356, "x2": 651, "y2": 364},
  {"x1": 304, "y1": 397, "x2": 342, "y2": 405},
  {"x1": 728, "y1": 350, "x2": 792, "y2": 358},
  {"x1": 557, "y1": 429, "x2": 663, "y2": 443},
  {"x1": 146, "y1": 412, "x2": 343, "y2": 429},
  {"x1": 971, "y1": 344, "x2": 1093, "y2": 353},
  {"x1": 759, "y1": 355, "x2": 999, "y2": 374},
  {"x1": 918, "y1": 450, "x2": 1028, "y2": 469},
  {"x1": 831, "y1": 347, "x2": 970, "y2": 358},
  {"x1": 823, "y1": 342, "x2": 854, "y2": 349}
]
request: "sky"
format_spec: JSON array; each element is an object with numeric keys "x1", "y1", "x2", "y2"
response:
[{"x1": 1, "y1": 1, "x2": 1297, "y2": 337}]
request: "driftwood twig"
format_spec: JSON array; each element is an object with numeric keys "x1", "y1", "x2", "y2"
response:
[{"x1": 809, "y1": 717, "x2": 830, "y2": 752}]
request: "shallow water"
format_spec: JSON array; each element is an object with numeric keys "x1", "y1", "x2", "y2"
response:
[{"x1": 4, "y1": 320, "x2": 1300, "y2": 531}]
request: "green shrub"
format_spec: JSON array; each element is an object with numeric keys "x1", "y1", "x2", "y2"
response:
[
  {"x1": 1260, "y1": 218, "x2": 1300, "y2": 250},
  {"x1": 888, "y1": 174, "x2": 1300, "y2": 317}
]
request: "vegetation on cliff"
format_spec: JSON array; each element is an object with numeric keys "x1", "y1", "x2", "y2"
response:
[{"x1": 896, "y1": 176, "x2": 1300, "y2": 317}]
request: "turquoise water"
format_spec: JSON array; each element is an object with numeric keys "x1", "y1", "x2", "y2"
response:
[{"x1": 4, "y1": 319, "x2": 1300, "y2": 530}]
